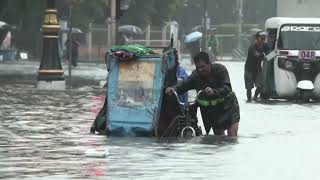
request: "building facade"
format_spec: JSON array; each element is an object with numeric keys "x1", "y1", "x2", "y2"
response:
[{"x1": 277, "y1": 0, "x2": 320, "y2": 17}]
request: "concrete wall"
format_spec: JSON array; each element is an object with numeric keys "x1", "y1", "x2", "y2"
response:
[{"x1": 277, "y1": 0, "x2": 320, "y2": 17}]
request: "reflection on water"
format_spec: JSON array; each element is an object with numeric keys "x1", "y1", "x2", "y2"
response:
[
  {"x1": 2, "y1": 75, "x2": 320, "y2": 179},
  {"x1": 0, "y1": 82, "x2": 106, "y2": 179},
  {"x1": 0, "y1": 82, "x2": 237, "y2": 179}
]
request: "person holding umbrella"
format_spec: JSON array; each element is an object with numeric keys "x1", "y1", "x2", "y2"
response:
[
  {"x1": 186, "y1": 40, "x2": 200, "y2": 64},
  {"x1": 118, "y1": 25, "x2": 143, "y2": 45},
  {"x1": 65, "y1": 36, "x2": 80, "y2": 67},
  {"x1": 119, "y1": 33, "x2": 129, "y2": 45},
  {"x1": 184, "y1": 31, "x2": 202, "y2": 65}
]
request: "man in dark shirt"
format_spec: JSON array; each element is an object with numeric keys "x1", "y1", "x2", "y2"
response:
[
  {"x1": 244, "y1": 31, "x2": 268, "y2": 102},
  {"x1": 165, "y1": 52, "x2": 240, "y2": 136}
]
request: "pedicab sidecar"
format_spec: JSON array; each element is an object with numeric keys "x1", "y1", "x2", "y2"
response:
[{"x1": 94, "y1": 44, "x2": 201, "y2": 137}]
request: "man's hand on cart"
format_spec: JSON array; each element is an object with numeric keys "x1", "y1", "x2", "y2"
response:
[
  {"x1": 205, "y1": 87, "x2": 218, "y2": 97},
  {"x1": 165, "y1": 87, "x2": 175, "y2": 96}
]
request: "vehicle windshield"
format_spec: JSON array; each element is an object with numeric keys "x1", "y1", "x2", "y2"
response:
[
  {"x1": 278, "y1": 24, "x2": 320, "y2": 50},
  {"x1": 116, "y1": 61, "x2": 155, "y2": 107}
]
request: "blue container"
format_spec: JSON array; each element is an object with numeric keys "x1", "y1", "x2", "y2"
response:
[
  {"x1": 106, "y1": 51, "x2": 175, "y2": 136},
  {"x1": 0, "y1": 49, "x2": 17, "y2": 61}
]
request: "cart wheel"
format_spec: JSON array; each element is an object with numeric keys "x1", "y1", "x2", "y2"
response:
[{"x1": 180, "y1": 126, "x2": 196, "y2": 138}]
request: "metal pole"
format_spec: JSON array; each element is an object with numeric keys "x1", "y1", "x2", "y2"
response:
[
  {"x1": 88, "y1": 22, "x2": 92, "y2": 62},
  {"x1": 111, "y1": 0, "x2": 116, "y2": 46},
  {"x1": 237, "y1": 0, "x2": 243, "y2": 50},
  {"x1": 107, "y1": 17, "x2": 112, "y2": 49},
  {"x1": 161, "y1": 24, "x2": 167, "y2": 47},
  {"x1": 146, "y1": 24, "x2": 151, "y2": 46},
  {"x1": 202, "y1": 0, "x2": 208, "y2": 52},
  {"x1": 68, "y1": 5, "x2": 72, "y2": 88}
]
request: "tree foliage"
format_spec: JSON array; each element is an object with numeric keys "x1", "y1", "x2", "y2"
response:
[
  {"x1": 71, "y1": 0, "x2": 107, "y2": 31},
  {"x1": 0, "y1": 0, "x2": 276, "y2": 57},
  {"x1": 118, "y1": 0, "x2": 184, "y2": 26},
  {"x1": 0, "y1": 0, "x2": 186, "y2": 31},
  {"x1": 0, "y1": 0, "x2": 44, "y2": 29},
  {"x1": 152, "y1": 0, "x2": 184, "y2": 25}
]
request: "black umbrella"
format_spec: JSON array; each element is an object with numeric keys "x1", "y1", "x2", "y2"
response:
[{"x1": 118, "y1": 25, "x2": 143, "y2": 36}]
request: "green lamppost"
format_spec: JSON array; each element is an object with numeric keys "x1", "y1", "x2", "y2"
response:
[{"x1": 37, "y1": 0, "x2": 65, "y2": 90}]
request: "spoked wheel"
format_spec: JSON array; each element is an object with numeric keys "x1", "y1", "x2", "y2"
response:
[
  {"x1": 159, "y1": 115, "x2": 184, "y2": 138},
  {"x1": 169, "y1": 115, "x2": 198, "y2": 138},
  {"x1": 180, "y1": 126, "x2": 196, "y2": 138}
]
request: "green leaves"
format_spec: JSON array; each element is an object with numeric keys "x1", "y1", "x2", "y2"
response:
[
  {"x1": 71, "y1": 0, "x2": 106, "y2": 31},
  {"x1": 119, "y1": 0, "x2": 184, "y2": 26}
]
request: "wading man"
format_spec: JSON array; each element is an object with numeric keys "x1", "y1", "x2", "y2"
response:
[{"x1": 165, "y1": 52, "x2": 240, "y2": 136}]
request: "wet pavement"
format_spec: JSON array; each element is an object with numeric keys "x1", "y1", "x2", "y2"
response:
[
  {"x1": 0, "y1": 60, "x2": 108, "y2": 83},
  {"x1": 1, "y1": 59, "x2": 320, "y2": 179}
]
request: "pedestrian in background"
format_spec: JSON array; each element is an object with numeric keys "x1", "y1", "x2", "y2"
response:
[
  {"x1": 65, "y1": 37, "x2": 80, "y2": 67},
  {"x1": 186, "y1": 40, "x2": 200, "y2": 65},
  {"x1": 244, "y1": 31, "x2": 268, "y2": 102},
  {"x1": 208, "y1": 29, "x2": 219, "y2": 62}
]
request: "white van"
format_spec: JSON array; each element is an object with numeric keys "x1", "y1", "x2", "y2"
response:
[{"x1": 261, "y1": 17, "x2": 320, "y2": 101}]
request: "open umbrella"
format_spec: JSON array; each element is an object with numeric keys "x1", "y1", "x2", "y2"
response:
[
  {"x1": 241, "y1": 28, "x2": 263, "y2": 44},
  {"x1": 61, "y1": 27, "x2": 83, "y2": 34},
  {"x1": 0, "y1": 21, "x2": 10, "y2": 29},
  {"x1": 184, "y1": 31, "x2": 203, "y2": 43},
  {"x1": 245, "y1": 28, "x2": 263, "y2": 37},
  {"x1": 118, "y1": 25, "x2": 143, "y2": 36},
  {"x1": 0, "y1": 21, "x2": 7, "y2": 28}
]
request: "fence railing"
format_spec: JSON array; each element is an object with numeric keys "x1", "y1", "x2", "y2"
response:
[
  {"x1": 78, "y1": 23, "x2": 249, "y2": 63},
  {"x1": 78, "y1": 22, "x2": 179, "y2": 63}
]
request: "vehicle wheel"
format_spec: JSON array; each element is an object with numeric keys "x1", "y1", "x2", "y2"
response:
[
  {"x1": 261, "y1": 59, "x2": 271, "y2": 102},
  {"x1": 260, "y1": 92, "x2": 270, "y2": 101}
]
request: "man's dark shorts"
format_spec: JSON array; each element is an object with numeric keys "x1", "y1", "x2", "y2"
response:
[
  {"x1": 244, "y1": 71, "x2": 262, "y2": 90},
  {"x1": 200, "y1": 93, "x2": 240, "y2": 133}
]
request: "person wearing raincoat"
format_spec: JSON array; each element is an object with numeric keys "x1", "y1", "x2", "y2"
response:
[
  {"x1": 186, "y1": 40, "x2": 200, "y2": 65},
  {"x1": 65, "y1": 37, "x2": 80, "y2": 67}
]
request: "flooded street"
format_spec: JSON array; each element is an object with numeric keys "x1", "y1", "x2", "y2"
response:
[{"x1": 1, "y1": 61, "x2": 320, "y2": 179}]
